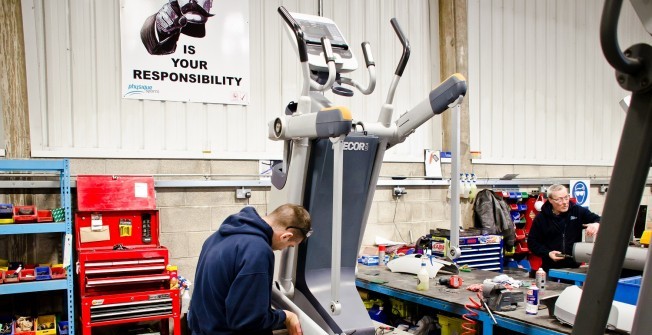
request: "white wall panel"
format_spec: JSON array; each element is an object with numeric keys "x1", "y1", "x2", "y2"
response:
[
  {"x1": 469, "y1": 0, "x2": 650, "y2": 166},
  {"x1": 23, "y1": 0, "x2": 438, "y2": 161}
]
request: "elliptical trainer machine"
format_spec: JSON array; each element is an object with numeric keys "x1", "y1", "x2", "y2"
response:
[{"x1": 268, "y1": 7, "x2": 467, "y2": 335}]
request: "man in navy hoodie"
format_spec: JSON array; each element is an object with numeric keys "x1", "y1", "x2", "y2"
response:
[
  {"x1": 188, "y1": 204, "x2": 312, "y2": 335},
  {"x1": 528, "y1": 184, "x2": 601, "y2": 272}
]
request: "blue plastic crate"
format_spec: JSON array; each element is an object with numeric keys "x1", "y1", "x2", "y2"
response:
[{"x1": 614, "y1": 276, "x2": 641, "y2": 305}]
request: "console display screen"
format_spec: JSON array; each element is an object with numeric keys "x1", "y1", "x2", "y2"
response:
[{"x1": 296, "y1": 19, "x2": 347, "y2": 47}]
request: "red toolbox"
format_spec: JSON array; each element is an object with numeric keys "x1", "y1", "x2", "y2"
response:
[{"x1": 75, "y1": 175, "x2": 179, "y2": 335}]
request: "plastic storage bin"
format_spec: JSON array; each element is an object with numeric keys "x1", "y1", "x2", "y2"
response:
[
  {"x1": 35, "y1": 267, "x2": 51, "y2": 281},
  {"x1": 614, "y1": 276, "x2": 641, "y2": 305},
  {"x1": 437, "y1": 314, "x2": 470, "y2": 335},
  {"x1": 4, "y1": 270, "x2": 19, "y2": 283},
  {"x1": 36, "y1": 315, "x2": 56, "y2": 335},
  {"x1": 19, "y1": 269, "x2": 36, "y2": 282},
  {"x1": 50, "y1": 267, "x2": 66, "y2": 279},
  {"x1": 36, "y1": 210, "x2": 53, "y2": 223},
  {"x1": 0, "y1": 204, "x2": 13, "y2": 224},
  {"x1": 13, "y1": 206, "x2": 38, "y2": 223},
  {"x1": 57, "y1": 321, "x2": 69, "y2": 335}
]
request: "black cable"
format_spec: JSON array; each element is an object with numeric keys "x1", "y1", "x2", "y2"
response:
[{"x1": 393, "y1": 197, "x2": 408, "y2": 243}]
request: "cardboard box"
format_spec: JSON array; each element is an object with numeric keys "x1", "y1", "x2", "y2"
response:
[{"x1": 360, "y1": 255, "x2": 379, "y2": 266}]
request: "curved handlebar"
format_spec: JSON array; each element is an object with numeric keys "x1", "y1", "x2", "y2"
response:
[
  {"x1": 361, "y1": 42, "x2": 375, "y2": 67},
  {"x1": 390, "y1": 18, "x2": 411, "y2": 77},
  {"x1": 322, "y1": 37, "x2": 335, "y2": 63},
  {"x1": 278, "y1": 6, "x2": 308, "y2": 63},
  {"x1": 600, "y1": 0, "x2": 641, "y2": 75}
]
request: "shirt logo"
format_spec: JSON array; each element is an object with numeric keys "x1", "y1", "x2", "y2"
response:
[{"x1": 570, "y1": 216, "x2": 577, "y2": 220}]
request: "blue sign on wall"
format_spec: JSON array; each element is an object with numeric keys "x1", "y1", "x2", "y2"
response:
[{"x1": 572, "y1": 181, "x2": 589, "y2": 207}]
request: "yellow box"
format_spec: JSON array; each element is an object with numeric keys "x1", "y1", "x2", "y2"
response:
[
  {"x1": 437, "y1": 314, "x2": 472, "y2": 335},
  {"x1": 363, "y1": 298, "x2": 383, "y2": 310},
  {"x1": 389, "y1": 298, "x2": 410, "y2": 318},
  {"x1": 640, "y1": 230, "x2": 651, "y2": 245},
  {"x1": 36, "y1": 315, "x2": 56, "y2": 335}
]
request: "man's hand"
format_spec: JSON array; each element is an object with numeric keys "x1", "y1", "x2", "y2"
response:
[
  {"x1": 583, "y1": 223, "x2": 600, "y2": 237},
  {"x1": 549, "y1": 250, "x2": 565, "y2": 261},
  {"x1": 284, "y1": 310, "x2": 303, "y2": 335}
]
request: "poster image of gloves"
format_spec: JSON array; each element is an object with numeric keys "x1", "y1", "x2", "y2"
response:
[
  {"x1": 120, "y1": 0, "x2": 250, "y2": 105},
  {"x1": 141, "y1": 0, "x2": 215, "y2": 55}
]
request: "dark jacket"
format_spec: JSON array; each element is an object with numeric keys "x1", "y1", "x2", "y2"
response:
[
  {"x1": 528, "y1": 201, "x2": 601, "y2": 272},
  {"x1": 473, "y1": 189, "x2": 516, "y2": 249},
  {"x1": 187, "y1": 207, "x2": 286, "y2": 335}
]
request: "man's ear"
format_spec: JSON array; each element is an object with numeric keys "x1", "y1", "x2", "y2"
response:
[{"x1": 280, "y1": 231, "x2": 294, "y2": 241}]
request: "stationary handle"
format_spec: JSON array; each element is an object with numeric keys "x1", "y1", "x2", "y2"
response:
[
  {"x1": 390, "y1": 18, "x2": 410, "y2": 76},
  {"x1": 599, "y1": 0, "x2": 641, "y2": 75},
  {"x1": 278, "y1": 6, "x2": 308, "y2": 63}
]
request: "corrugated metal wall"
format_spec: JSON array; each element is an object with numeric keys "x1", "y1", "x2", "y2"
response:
[
  {"x1": 468, "y1": 0, "x2": 652, "y2": 165},
  {"x1": 22, "y1": 0, "x2": 439, "y2": 162}
]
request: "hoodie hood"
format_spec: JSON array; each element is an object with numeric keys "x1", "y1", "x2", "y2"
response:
[{"x1": 218, "y1": 207, "x2": 273, "y2": 244}]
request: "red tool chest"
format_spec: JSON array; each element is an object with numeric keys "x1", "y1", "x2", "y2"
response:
[{"x1": 75, "y1": 175, "x2": 180, "y2": 335}]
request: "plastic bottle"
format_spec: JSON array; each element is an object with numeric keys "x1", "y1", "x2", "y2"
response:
[
  {"x1": 378, "y1": 245, "x2": 386, "y2": 266},
  {"x1": 536, "y1": 268, "x2": 546, "y2": 291},
  {"x1": 459, "y1": 174, "x2": 466, "y2": 199},
  {"x1": 416, "y1": 257, "x2": 429, "y2": 291},
  {"x1": 166, "y1": 265, "x2": 179, "y2": 290},
  {"x1": 181, "y1": 288, "x2": 191, "y2": 316},
  {"x1": 469, "y1": 173, "x2": 478, "y2": 200}
]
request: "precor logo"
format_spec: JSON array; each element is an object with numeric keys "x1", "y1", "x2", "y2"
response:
[{"x1": 343, "y1": 141, "x2": 369, "y2": 151}]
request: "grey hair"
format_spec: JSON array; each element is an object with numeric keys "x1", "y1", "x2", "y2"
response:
[{"x1": 546, "y1": 184, "x2": 568, "y2": 198}]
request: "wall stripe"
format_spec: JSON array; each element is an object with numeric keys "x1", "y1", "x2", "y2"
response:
[
  {"x1": 22, "y1": 0, "x2": 439, "y2": 162},
  {"x1": 468, "y1": 0, "x2": 650, "y2": 166}
]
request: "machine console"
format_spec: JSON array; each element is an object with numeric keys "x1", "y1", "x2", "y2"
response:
[{"x1": 290, "y1": 12, "x2": 358, "y2": 73}]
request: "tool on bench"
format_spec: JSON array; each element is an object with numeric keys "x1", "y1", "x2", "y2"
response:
[
  {"x1": 554, "y1": 252, "x2": 574, "y2": 259},
  {"x1": 438, "y1": 275, "x2": 463, "y2": 288},
  {"x1": 482, "y1": 282, "x2": 524, "y2": 312}
]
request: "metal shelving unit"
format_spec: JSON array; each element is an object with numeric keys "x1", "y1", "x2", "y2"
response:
[{"x1": 0, "y1": 159, "x2": 74, "y2": 335}]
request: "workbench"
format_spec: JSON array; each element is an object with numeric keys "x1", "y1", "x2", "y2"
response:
[{"x1": 355, "y1": 264, "x2": 597, "y2": 335}]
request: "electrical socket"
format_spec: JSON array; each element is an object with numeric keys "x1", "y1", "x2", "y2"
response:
[
  {"x1": 393, "y1": 187, "x2": 406, "y2": 197},
  {"x1": 236, "y1": 188, "x2": 252, "y2": 199},
  {"x1": 599, "y1": 185, "x2": 609, "y2": 194}
]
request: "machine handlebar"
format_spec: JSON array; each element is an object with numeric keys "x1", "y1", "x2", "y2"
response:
[
  {"x1": 278, "y1": 6, "x2": 308, "y2": 63},
  {"x1": 390, "y1": 18, "x2": 411, "y2": 76}
]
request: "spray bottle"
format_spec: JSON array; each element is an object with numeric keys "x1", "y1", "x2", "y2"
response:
[{"x1": 536, "y1": 268, "x2": 546, "y2": 291}]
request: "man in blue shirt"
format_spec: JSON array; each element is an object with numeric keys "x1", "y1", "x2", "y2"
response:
[{"x1": 188, "y1": 204, "x2": 312, "y2": 335}]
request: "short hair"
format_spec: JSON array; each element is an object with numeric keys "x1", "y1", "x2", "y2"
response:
[
  {"x1": 269, "y1": 203, "x2": 311, "y2": 230},
  {"x1": 546, "y1": 184, "x2": 568, "y2": 199}
]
